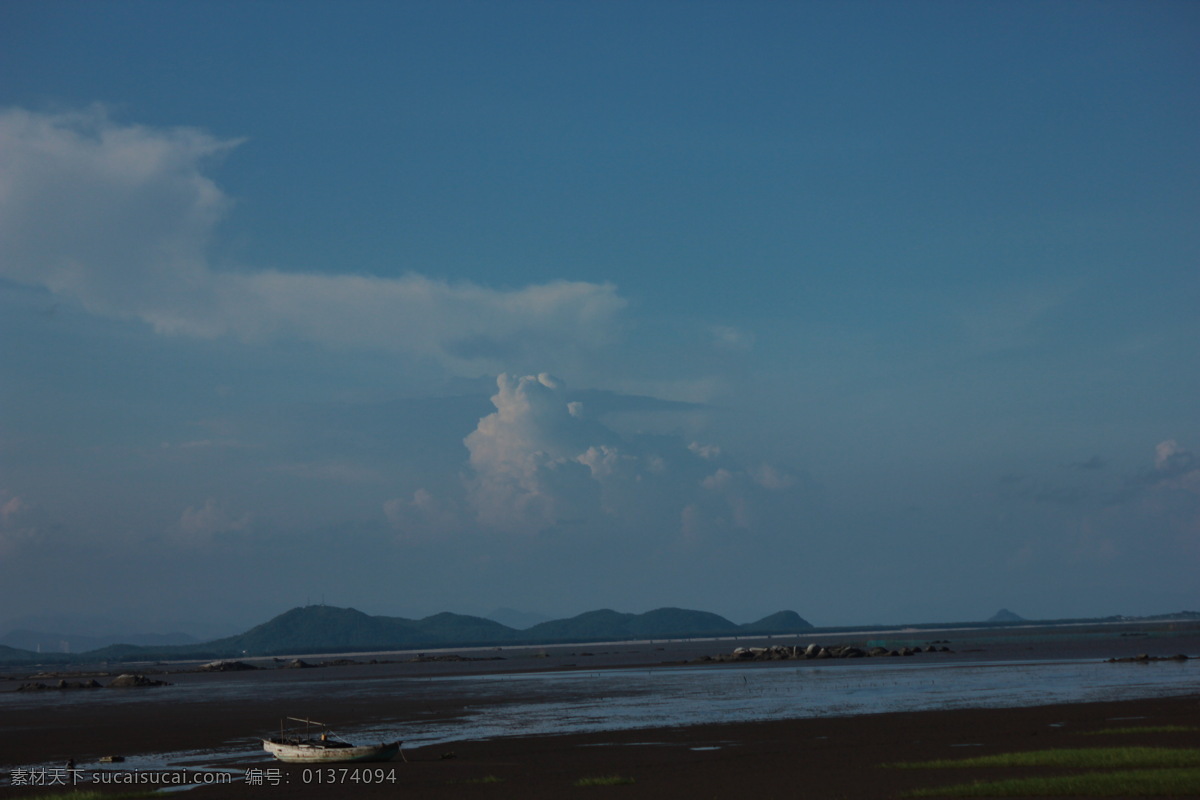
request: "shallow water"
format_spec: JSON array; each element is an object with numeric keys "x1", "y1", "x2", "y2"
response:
[{"x1": 356, "y1": 657, "x2": 1199, "y2": 747}]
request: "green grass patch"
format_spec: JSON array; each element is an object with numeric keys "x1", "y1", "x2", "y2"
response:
[
  {"x1": 573, "y1": 774, "x2": 636, "y2": 787},
  {"x1": 889, "y1": 746, "x2": 1200, "y2": 770},
  {"x1": 903, "y1": 767, "x2": 1200, "y2": 797},
  {"x1": 1083, "y1": 725, "x2": 1199, "y2": 736}
]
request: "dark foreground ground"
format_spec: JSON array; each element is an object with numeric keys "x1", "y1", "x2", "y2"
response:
[
  {"x1": 373, "y1": 696, "x2": 1200, "y2": 800},
  {"x1": 3, "y1": 695, "x2": 1199, "y2": 799}
]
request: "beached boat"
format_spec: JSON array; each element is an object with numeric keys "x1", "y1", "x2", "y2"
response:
[{"x1": 262, "y1": 718, "x2": 402, "y2": 763}]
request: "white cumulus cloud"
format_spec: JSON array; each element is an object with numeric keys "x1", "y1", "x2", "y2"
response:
[
  {"x1": 458, "y1": 373, "x2": 804, "y2": 538},
  {"x1": 0, "y1": 106, "x2": 626, "y2": 373},
  {"x1": 463, "y1": 374, "x2": 612, "y2": 532},
  {"x1": 1150, "y1": 440, "x2": 1200, "y2": 499},
  {"x1": 174, "y1": 499, "x2": 250, "y2": 545}
]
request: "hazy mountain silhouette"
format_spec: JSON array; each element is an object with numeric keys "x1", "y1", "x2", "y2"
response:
[
  {"x1": 0, "y1": 629, "x2": 197, "y2": 654},
  {"x1": 486, "y1": 607, "x2": 553, "y2": 630},
  {"x1": 73, "y1": 604, "x2": 812, "y2": 661},
  {"x1": 198, "y1": 606, "x2": 520, "y2": 656},
  {"x1": 511, "y1": 606, "x2": 811, "y2": 642}
]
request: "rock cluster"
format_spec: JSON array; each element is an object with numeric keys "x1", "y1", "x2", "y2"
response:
[
  {"x1": 695, "y1": 642, "x2": 951, "y2": 663},
  {"x1": 17, "y1": 678, "x2": 103, "y2": 691},
  {"x1": 20, "y1": 673, "x2": 173, "y2": 689},
  {"x1": 1107, "y1": 653, "x2": 1190, "y2": 663}
]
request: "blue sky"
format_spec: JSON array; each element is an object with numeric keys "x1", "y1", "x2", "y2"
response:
[{"x1": 1, "y1": 1, "x2": 1197, "y2": 636}]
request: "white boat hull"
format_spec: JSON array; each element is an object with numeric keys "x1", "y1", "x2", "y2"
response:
[{"x1": 262, "y1": 738, "x2": 401, "y2": 763}]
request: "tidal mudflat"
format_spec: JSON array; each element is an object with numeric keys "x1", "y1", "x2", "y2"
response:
[{"x1": 2, "y1": 622, "x2": 1198, "y2": 798}]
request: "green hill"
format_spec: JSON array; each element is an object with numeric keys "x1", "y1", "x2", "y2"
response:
[
  {"x1": 218, "y1": 606, "x2": 419, "y2": 654},
  {"x1": 406, "y1": 612, "x2": 519, "y2": 645},
  {"x1": 0, "y1": 643, "x2": 53, "y2": 665},
  {"x1": 525, "y1": 609, "x2": 636, "y2": 641},
  {"x1": 628, "y1": 607, "x2": 741, "y2": 637},
  {"x1": 742, "y1": 610, "x2": 814, "y2": 633}
]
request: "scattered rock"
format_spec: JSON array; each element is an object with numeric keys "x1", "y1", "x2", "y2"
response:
[
  {"x1": 199, "y1": 660, "x2": 258, "y2": 672},
  {"x1": 695, "y1": 641, "x2": 953, "y2": 664},
  {"x1": 408, "y1": 653, "x2": 505, "y2": 663},
  {"x1": 107, "y1": 674, "x2": 171, "y2": 688}
]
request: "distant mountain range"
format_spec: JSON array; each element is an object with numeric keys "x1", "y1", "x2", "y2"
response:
[
  {"x1": 0, "y1": 629, "x2": 198, "y2": 654},
  {"x1": 3, "y1": 607, "x2": 1198, "y2": 666},
  {"x1": 0, "y1": 605, "x2": 813, "y2": 664}
]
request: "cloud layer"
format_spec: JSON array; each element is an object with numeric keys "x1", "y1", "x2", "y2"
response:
[{"x1": 0, "y1": 106, "x2": 626, "y2": 373}]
